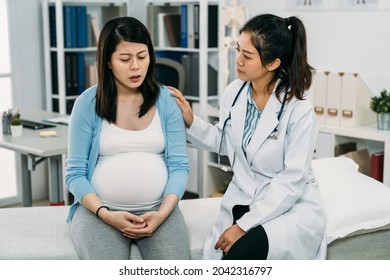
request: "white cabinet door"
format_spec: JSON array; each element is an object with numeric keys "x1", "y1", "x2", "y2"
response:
[{"x1": 314, "y1": 132, "x2": 333, "y2": 159}]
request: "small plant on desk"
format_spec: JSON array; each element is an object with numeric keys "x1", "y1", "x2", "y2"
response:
[
  {"x1": 10, "y1": 118, "x2": 22, "y2": 126},
  {"x1": 2, "y1": 108, "x2": 21, "y2": 134}
]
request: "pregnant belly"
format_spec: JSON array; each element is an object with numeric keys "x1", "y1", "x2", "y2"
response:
[{"x1": 92, "y1": 152, "x2": 168, "y2": 205}]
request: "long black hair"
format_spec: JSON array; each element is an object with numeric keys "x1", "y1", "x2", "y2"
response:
[
  {"x1": 240, "y1": 14, "x2": 314, "y2": 101},
  {"x1": 95, "y1": 16, "x2": 160, "y2": 121}
]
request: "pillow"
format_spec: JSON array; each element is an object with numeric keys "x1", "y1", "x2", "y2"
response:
[{"x1": 312, "y1": 157, "x2": 390, "y2": 244}]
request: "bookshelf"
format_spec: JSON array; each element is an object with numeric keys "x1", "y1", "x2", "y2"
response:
[
  {"x1": 315, "y1": 124, "x2": 390, "y2": 187},
  {"x1": 145, "y1": 0, "x2": 222, "y2": 197},
  {"x1": 146, "y1": 0, "x2": 220, "y2": 109},
  {"x1": 42, "y1": 0, "x2": 130, "y2": 115}
]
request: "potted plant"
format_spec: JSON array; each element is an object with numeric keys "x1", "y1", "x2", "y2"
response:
[
  {"x1": 2, "y1": 108, "x2": 21, "y2": 135},
  {"x1": 370, "y1": 89, "x2": 390, "y2": 130},
  {"x1": 10, "y1": 115, "x2": 23, "y2": 137}
]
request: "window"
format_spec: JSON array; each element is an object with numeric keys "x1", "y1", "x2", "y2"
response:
[{"x1": 0, "y1": 0, "x2": 18, "y2": 206}]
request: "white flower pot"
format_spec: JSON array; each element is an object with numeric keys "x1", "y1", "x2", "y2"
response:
[
  {"x1": 377, "y1": 113, "x2": 390, "y2": 130},
  {"x1": 10, "y1": 125, "x2": 23, "y2": 137}
]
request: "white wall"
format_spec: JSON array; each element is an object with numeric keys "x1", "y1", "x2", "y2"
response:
[
  {"x1": 240, "y1": 0, "x2": 390, "y2": 95},
  {"x1": 8, "y1": 0, "x2": 47, "y2": 201},
  {"x1": 9, "y1": 0, "x2": 45, "y2": 109}
]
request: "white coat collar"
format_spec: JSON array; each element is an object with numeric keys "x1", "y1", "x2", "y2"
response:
[{"x1": 230, "y1": 80, "x2": 288, "y2": 165}]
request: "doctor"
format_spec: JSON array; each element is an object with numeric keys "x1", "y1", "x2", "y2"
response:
[{"x1": 171, "y1": 13, "x2": 326, "y2": 259}]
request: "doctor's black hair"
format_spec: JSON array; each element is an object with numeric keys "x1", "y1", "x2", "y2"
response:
[
  {"x1": 239, "y1": 14, "x2": 314, "y2": 101},
  {"x1": 95, "y1": 16, "x2": 160, "y2": 122}
]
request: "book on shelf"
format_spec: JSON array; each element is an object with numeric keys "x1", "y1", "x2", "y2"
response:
[
  {"x1": 157, "y1": 13, "x2": 170, "y2": 47},
  {"x1": 181, "y1": 54, "x2": 191, "y2": 95},
  {"x1": 180, "y1": 4, "x2": 187, "y2": 48},
  {"x1": 63, "y1": 6, "x2": 77, "y2": 48},
  {"x1": 77, "y1": 53, "x2": 86, "y2": 94},
  {"x1": 371, "y1": 152, "x2": 384, "y2": 182},
  {"x1": 51, "y1": 5, "x2": 96, "y2": 48},
  {"x1": 208, "y1": 5, "x2": 218, "y2": 48},
  {"x1": 101, "y1": 5, "x2": 125, "y2": 26},
  {"x1": 50, "y1": 52, "x2": 58, "y2": 94},
  {"x1": 65, "y1": 53, "x2": 73, "y2": 95},
  {"x1": 64, "y1": 53, "x2": 85, "y2": 96},
  {"x1": 147, "y1": 4, "x2": 179, "y2": 47},
  {"x1": 182, "y1": 53, "x2": 218, "y2": 97},
  {"x1": 52, "y1": 99, "x2": 75, "y2": 115},
  {"x1": 71, "y1": 53, "x2": 78, "y2": 95},
  {"x1": 186, "y1": 4, "x2": 195, "y2": 48},
  {"x1": 147, "y1": 3, "x2": 204, "y2": 48},
  {"x1": 334, "y1": 141, "x2": 356, "y2": 156},
  {"x1": 76, "y1": 6, "x2": 88, "y2": 48},
  {"x1": 344, "y1": 149, "x2": 370, "y2": 176},
  {"x1": 86, "y1": 14, "x2": 95, "y2": 47},
  {"x1": 62, "y1": 5, "x2": 89, "y2": 48},
  {"x1": 193, "y1": 4, "x2": 199, "y2": 48},
  {"x1": 163, "y1": 14, "x2": 181, "y2": 47},
  {"x1": 190, "y1": 52, "x2": 199, "y2": 96},
  {"x1": 208, "y1": 63, "x2": 218, "y2": 96},
  {"x1": 49, "y1": 6, "x2": 57, "y2": 47},
  {"x1": 90, "y1": 16, "x2": 100, "y2": 45}
]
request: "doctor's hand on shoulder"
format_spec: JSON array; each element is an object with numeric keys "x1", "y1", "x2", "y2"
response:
[
  {"x1": 169, "y1": 86, "x2": 194, "y2": 128},
  {"x1": 215, "y1": 224, "x2": 245, "y2": 254}
]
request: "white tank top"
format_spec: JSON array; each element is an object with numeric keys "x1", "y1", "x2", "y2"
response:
[{"x1": 91, "y1": 110, "x2": 167, "y2": 211}]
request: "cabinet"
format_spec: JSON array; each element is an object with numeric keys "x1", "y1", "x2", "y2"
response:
[
  {"x1": 42, "y1": 0, "x2": 130, "y2": 114},
  {"x1": 315, "y1": 123, "x2": 390, "y2": 186}
]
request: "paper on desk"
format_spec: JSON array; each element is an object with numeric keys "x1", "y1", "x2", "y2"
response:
[
  {"x1": 43, "y1": 116, "x2": 70, "y2": 125},
  {"x1": 39, "y1": 130, "x2": 58, "y2": 137}
]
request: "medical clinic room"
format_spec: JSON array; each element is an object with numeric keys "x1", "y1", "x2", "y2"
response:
[{"x1": 1, "y1": 0, "x2": 390, "y2": 276}]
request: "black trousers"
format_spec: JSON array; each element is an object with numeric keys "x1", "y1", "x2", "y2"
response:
[{"x1": 222, "y1": 205, "x2": 269, "y2": 260}]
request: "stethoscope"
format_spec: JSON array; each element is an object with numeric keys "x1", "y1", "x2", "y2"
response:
[{"x1": 218, "y1": 81, "x2": 288, "y2": 171}]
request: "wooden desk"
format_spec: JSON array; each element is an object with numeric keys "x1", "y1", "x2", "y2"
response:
[{"x1": 0, "y1": 110, "x2": 68, "y2": 206}]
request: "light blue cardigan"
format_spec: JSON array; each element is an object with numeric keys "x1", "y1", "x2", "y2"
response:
[{"x1": 65, "y1": 85, "x2": 189, "y2": 222}]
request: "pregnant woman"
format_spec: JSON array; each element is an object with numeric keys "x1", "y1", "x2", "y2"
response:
[{"x1": 65, "y1": 17, "x2": 190, "y2": 260}]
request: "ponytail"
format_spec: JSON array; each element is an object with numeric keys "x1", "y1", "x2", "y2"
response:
[{"x1": 284, "y1": 16, "x2": 314, "y2": 100}]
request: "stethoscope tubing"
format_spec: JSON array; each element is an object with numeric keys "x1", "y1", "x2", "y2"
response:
[
  {"x1": 222, "y1": 81, "x2": 287, "y2": 132},
  {"x1": 218, "y1": 81, "x2": 288, "y2": 170}
]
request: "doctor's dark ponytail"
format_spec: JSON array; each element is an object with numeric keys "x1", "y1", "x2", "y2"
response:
[
  {"x1": 285, "y1": 16, "x2": 314, "y2": 100},
  {"x1": 239, "y1": 14, "x2": 314, "y2": 101}
]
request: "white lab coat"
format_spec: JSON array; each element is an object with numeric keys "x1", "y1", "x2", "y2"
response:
[{"x1": 187, "y1": 79, "x2": 327, "y2": 260}]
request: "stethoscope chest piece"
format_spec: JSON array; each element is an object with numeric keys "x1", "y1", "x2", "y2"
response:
[{"x1": 268, "y1": 129, "x2": 279, "y2": 140}]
